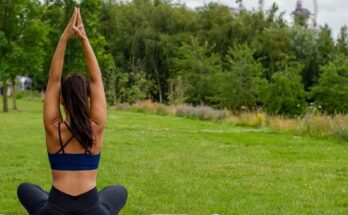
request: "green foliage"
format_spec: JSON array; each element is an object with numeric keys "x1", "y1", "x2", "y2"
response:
[
  {"x1": 0, "y1": 0, "x2": 49, "y2": 111},
  {"x1": 0, "y1": 0, "x2": 347, "y2": 116},
  {"x1": 337, "y1": 25, "x2": 348, "y2": 56},
  {"x1": 15, "y1": 90, "x2": 41, "y2": 99},
  {"x1": 293, "y1": 13, "x2": 310, "y2": 27},
  {"x1": 173, "y1": 36, "x2": 221, "y2": 105},
  {"x1": 115, "y1": 70, "x2": 154, "y2": 104},
  {"x1": 103, "y1": 73, "x2": 117, "y2": 105},
  {"x1": 311, "y1": 55, "x2": 348, "y2": 114},
  {"x1": 290, "y1": 26, "x2": 317, "y2": 60},
  {"x1": 196, "y1": 3, "x2": 235, "y2": 56},
  {"x1": 167, "y1": 75, "x2": 188, "y2": 105},
  {"x1": 289, "y1": 26, "x2": 318, "y2": 88},
  {"x1": 216, "y1": 43, "x2": 267, "y2": 111},
  {"x1": 316, "y1": 24, "x2": 335, "y2": 66},
  {"x1": 265, "y1": 59, "x2": 307, "y2": 116},
  {"x1": 255, "y1": 26, "x2": 292, "y2": 79}
]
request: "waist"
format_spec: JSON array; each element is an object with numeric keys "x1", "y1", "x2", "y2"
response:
[
  {"x1": 49, "y1": 185, "x2": 99, "y2": 204},
  {"x1": 52, "y1": 170, "x2": 97, "y2": 196}
]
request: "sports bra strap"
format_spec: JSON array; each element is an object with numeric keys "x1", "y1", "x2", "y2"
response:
[
  {"x1": 58, "y1": 122, "x2": 64, "y2": 150},
  {"x1": 63, "y1": 121, "x2": 71, "y2": 131},
  {"x1": 64, "y1": 121, "x2": 92, "y2": 154},
  {"x1": 55, "y1": 136, "x2": 74, "y2": 154},
  {"x1": 56, "y1": 121, "x2": 74, "y2": 154}
]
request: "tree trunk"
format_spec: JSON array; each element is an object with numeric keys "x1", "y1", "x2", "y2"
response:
[
  {"x1": 2, "y1": 80, "x2": 9, "y2": 112},
  {"x1": 200, "y1": 98, "x2": 204, "y2": 106},
  {"x1": 11, "y1": 77, "x2": 17, "y2": 110},
  {"x1": 151, "y1": 58, "x2": 162, "y2": 103}
]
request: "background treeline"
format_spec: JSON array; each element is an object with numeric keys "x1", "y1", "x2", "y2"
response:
[{"x1": 1, "y1": 0, "x2": 348, "y2": 116}]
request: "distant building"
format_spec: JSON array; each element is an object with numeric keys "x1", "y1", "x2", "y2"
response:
[
  {"x1": 293, "y1": 1, "x2": 310, "y2": 17},
  {"x1": 0, "y1": 76, "x2": 32, "y2": 96},
  {"x1": 16, "y1": 76, "x2": 32, "y2": 91},
  {"x1": 292, "y1": 0, "x2": 311, "y2": 26}
]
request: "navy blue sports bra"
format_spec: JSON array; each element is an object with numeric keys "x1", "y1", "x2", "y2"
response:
[{"x1": 48, "y1": 121, "x2": 100, "y2": 171}]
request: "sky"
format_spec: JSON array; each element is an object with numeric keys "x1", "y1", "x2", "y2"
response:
[{"x1": 175, "y1": 0, "x2": 348, "y2": 38}]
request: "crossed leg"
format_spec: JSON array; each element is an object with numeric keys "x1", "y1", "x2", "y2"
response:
[
  {"x1": 99, "y1": 185, "x2": 128, "y2": 215},
  {"x1": 17, "y1": 182, "x2": 49, "y2": 215},
  {"x1": 17, "y1": 183, "x2": 128, "y2": 215}
]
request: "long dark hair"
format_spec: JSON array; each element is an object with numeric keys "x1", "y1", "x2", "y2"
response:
[{"x1": 61, "y1": 73, "x2": 93, "y2": 150}]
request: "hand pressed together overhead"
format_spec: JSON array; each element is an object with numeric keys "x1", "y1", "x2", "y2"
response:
[{"x1": 61, "y1": 7, "x2": 87, "y2": 41}]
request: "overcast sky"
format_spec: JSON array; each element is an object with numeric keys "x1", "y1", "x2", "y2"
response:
[{"x1": 175, "y1": 0, "x2": 348, "y2": 38}]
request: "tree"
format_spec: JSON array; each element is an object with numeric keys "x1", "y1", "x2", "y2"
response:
[
  {"x1": 196, "y1": 3, "x2": 235, "y2": 56},
  {"x1": 0, "y1": 0, "x2": 346, "y2": 116},
  {"x1": 0, "y1": 0, "x2": 48, "y2": 112},
  {"x1": 173, "y1": 36, "x2": 221, "y2": 105},
  {"x1": 311, "y1": 55, "x2": 348, "y2": 114},
  {"x1": 0, "y1": 0, "x2": 23, "y2": 112},
  {"x1": 216, "y1": 44, "x2": 267, "y2": 111},
  {"x1": 337, "y1": 25, "x2": 348, "y2": 56},
  {"x1": 265, "y1": 57, "x2": 307, "y2": 116},
  {"x1": 113, "y1": 69, "x2": 153, "y2": 104},
  {"x1": 289, "y1": 25, "x2": 318, "y2": 89},
  {"x1": 255, "y1": 26, "x2": 292, "y2": 80},
  {"x1": 167, "y1": 75, "x2": 188, "y2": 105},
  {"x1": 316, "y1": 24, "x2": 335, "y2": 66}
]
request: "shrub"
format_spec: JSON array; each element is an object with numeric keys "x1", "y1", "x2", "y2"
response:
[
  {"x1": 311, "y1": 55, "x2": 348, "y2": 114},
  {"x1": 230, "y1": 112, "x2": 267, "y2": 128},
  {"x1": 265, "y1": 72, "x2": 307, "y2": 117},
  {"x1": 110, "y1": 100, "x2": 348, "y2": 142},
  {"x1": 16, "y1": 90, "x2": 41, "y2": 99}
]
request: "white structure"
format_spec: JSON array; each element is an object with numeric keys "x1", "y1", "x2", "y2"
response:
[
  {"x1": 0, "y1": 76, "x2": 32, "y2": 96},
  {"x1": 16, "y1": 76, "x2": 32, "y2": 91}
]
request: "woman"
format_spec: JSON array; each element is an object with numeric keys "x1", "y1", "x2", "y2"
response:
[{"x1": 17, "y1": 8, "x2": 127, "y2": 215}]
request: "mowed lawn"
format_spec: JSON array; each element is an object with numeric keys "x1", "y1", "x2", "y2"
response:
[{"x1": 0, "y1": 98, "x2": 347, "y2": 215}]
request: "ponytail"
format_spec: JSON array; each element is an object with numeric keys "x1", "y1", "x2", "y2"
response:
[{"x1": 61, "y1": 73, "x2": 93, "y2": 150}]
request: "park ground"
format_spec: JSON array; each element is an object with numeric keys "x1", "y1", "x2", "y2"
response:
[{"x1": 0, "y1": 98, "x2": 347, "y2": 214}]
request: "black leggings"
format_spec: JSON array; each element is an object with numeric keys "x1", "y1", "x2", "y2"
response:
[{"x1": 17, "y1": 182, "x2": 127, "y2": 215}]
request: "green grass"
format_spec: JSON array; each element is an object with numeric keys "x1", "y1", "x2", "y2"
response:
[{"x1": 0, "y1": 98, "x2": 347, "y2": 214}]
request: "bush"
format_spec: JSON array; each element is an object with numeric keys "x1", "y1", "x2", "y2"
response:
[
  {"x1": 110, "y1": 100, "x2": 348, "y2": 142},
  {"x1": 311, "y1": 55, "x2": 348, "y2": 114},
  {"x1": 229, "y1": 112, "x2": 267, "y2": 128},
  {"x1": 266, "y1": 71, "x2": 307, "y2": 117},
  {"x1": 16, "y1": 90, "x2": 41, "y2": 99}
]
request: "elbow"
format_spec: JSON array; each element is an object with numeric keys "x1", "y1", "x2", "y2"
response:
[{"x1": 90, "y1": 117, "x2": 106, "y2": 130}]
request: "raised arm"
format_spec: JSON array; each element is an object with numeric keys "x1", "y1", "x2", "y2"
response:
[
  {"x1": 74, "y1": 8, "x2": 106, "y2": 128},
  {"x1": 43, "y1": 8, "x2": 77, "y2": 131}
]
